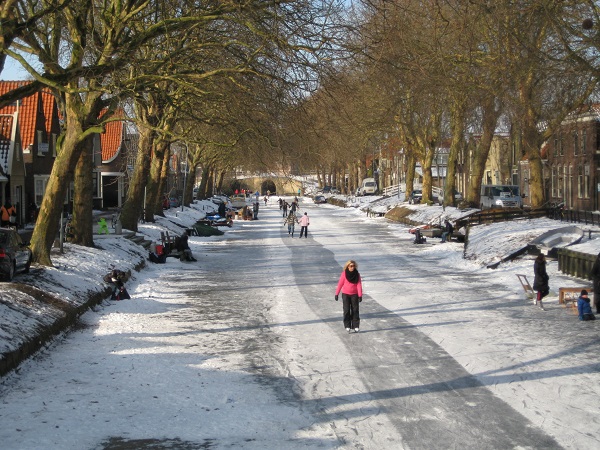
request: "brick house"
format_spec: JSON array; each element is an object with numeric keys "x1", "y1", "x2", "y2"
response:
[
  {"x1": 0, "y1": 81, "x2": 61, "y2": 223},
  {"x1": 543, "y1": 105, "x2": 600, "y2": 211},
  {"x1": 0, "y1": 111, "x2": 26, "y2": 224},
  {"x1": 94, "y1": 110, "x2": 134, "y2": 209}
]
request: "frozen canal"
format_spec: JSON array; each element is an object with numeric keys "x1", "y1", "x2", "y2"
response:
[{"x1": 0, "y1": 199, "x2": 598, "y2": 449}]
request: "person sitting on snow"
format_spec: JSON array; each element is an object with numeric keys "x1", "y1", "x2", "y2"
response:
[
  {"x1": 177, "y1": 230, "x2": 197, "y2": 262},
  {"x1": 577, "y1": 290, "x2": 596, "y2": 321},
  {"x1": 441, "y1": 220, "x2": 454, "y2": 243}
]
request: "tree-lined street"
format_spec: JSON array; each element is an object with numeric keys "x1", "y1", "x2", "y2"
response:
[{"x1": 1, "y1": 201, "x2": 598, "y2": 449}]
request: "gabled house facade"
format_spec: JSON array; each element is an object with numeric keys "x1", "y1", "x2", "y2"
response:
[
  {"x1": 95, "y1": 111, "x2": 132, "y2": 208},
  {"x1": 542, "y1": 105, "x2": 600, "y2": 211},
  {"x1": 0, "y1": 81, "x2": 61, "y2": 223},
  {"x1": 0, "y1": 111, "x2": 26, "y2": 224}
]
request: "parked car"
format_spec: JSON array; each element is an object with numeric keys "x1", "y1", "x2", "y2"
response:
[
  {"x1": 314, "y1": 195, "x2": 327, "y2": 204},
  {"x1": 359, "y1": 178, "x2": 377, "y2": 195},
  {"x1": 169, "y1": 197, "x2": 180, "y2": 208},
  {"x1": 437, "y1": 189, "x2": 463, "y2": 205},
  {"x1": 0, "y1": 228, "x2": 32, "y2": 281},
  {"x1": 318, "y1": 185, "x2": 340, "y2": 195},
  {"x1": 408, "y1": 190, "x2": 422, "y2": 204}
]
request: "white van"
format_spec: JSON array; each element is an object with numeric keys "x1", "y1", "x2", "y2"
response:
[
  {"x1": 358, "y1": 178, "x2": 377, "y2": 195},
  {"x1": 480, "y1": 185, "x2": 522, "y2": 209}
]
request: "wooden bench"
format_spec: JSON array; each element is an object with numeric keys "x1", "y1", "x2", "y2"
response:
[
  {"x1": 558, "y1": 287, "x2": 593, "y2": 313},
  {"x1": 516, "y1": 274, "x2": 535, "y2": 300}
]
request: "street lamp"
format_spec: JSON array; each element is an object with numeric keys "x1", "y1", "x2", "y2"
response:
[{"x1": 181, "y1": 143, "x2": 189, "y2": 212}]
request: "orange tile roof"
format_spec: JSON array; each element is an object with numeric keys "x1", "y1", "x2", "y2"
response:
[
  {"x1": 0, "y1": 81, "x2": 40, "y2": 149},
  {"x1": 99, "y1": 109, "x2": 124, "y2": 162},
  {"x1": 41, "y1": 90, "x2": 58, "y2": 134}
]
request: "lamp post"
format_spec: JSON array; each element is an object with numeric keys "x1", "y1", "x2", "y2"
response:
[{"x1": 181, "y1": 142, "x2": 189, "y2": 212}]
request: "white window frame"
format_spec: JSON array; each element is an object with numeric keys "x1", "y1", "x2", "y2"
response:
[{"x1": 34, "y1": 175, "x2": 50, "y2": 207}]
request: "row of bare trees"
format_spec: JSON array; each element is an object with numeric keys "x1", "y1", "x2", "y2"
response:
[
  {"x1": 1, "y1": 0, "x2": 349, "y2": 265},
  {"x1": 281, "y1": 0, "x2": 600, "y2": 207}
]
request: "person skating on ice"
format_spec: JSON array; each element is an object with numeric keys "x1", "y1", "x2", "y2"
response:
[
  {"x1": 284, "y1": 212, "x2": 298, "y2": 237},
  {"x1": 299, "y1": 212, "x2": 310, "y2": 238},
  {"x1": 334, "y1": 260, "x2": 363, "y2": 333}
]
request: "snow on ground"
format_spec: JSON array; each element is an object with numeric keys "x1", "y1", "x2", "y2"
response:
[{"x1": 1, "y1": 193, "x2": 600, "y2": 449}]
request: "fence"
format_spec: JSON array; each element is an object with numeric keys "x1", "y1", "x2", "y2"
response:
[
  {"x1": 464, "y1": 208, "x2": 549, "y2": 226},
  {"x1": 554, "y1": 209, "x2": 600, "y2": 227},
  {"x1": 557, "y1": 248, "x2": 597, "y2": 280}
]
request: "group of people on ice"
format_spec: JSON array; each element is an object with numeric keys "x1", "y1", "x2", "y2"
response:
[
  {"x1": 534, "y1": 252, "x2": 598, "y2": 320},
  {"x1": 283, "y1": 210, "x2": 310, "y2": 238}
]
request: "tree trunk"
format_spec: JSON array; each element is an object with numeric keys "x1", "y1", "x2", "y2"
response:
[
  {"x1": 198, "y1": 166, "x2": 210, "y2": 199},
  {"x1": 71, "y1": 137, "x2": 94, "y2": 246},
  {"x1": 146, "y1": 140, "x2": 168, "y2": 218},
  {"x1": 30, "y1": 128, "x2": 79, "y2": 265},
  {"x1": 121, "y1": 125, "x2": 154, "y2": 230},
  {"x1": 522, "y1": 104, "x2": 545, "y2": 208},
  {"x1": 406, "y1": 153, "x2": 416, "y2": 196},
  {"x1": 466, "y1": 96, "x2": 501, "y2": 208},
  {"x1": 445, "y1": 101, "x2": 466, "y2": 206}
]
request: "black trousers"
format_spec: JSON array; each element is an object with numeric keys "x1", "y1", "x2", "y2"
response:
[
  {"x1": 300, "y1": 226, "x2": 308, "y2": 238},
  {"x1": 342, "y1": 293, "x2": 360, "y2": 329}
]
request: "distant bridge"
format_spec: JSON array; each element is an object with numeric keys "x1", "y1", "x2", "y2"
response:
[{"x1": 238, "y1": 176, "x2": 303, "y2": 196}]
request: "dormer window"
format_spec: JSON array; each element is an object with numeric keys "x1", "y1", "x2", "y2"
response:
[{"x1": 37, "y1": 131, "x2": 49, "y2": 155}]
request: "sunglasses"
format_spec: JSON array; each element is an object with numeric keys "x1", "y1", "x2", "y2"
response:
[{"x1": 349, "y1": 264, "x2": 355, "y2": 268}]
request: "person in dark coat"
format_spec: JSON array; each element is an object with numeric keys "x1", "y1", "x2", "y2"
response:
[
  {"x1": 590, "y1": 252, "x2": 600, "y2": 313},
  {"x1": 218, "y1": 201, "x2": 226, "y2": 218},
  {"x1": 577, "y1": 290, "x2": 596, "y2": 321},
  {"x1": 441, "y1": 220, "x2": 454, "y2": 243},
  {"x1": 533, "y1": 253, "x2": 549, "y2": 308},
  {"x1": 177, "y1": 230, "x2": 197, "y2": 262}
]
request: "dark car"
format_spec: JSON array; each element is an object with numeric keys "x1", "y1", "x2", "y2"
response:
[
  {"x1": 314, "y1": 195, "x2": 327, "y2": 204},
  {"x1": 408, "y1": 190, "x2": 422, "y2": 204},
  {"x1": 0, "y1": 228, "x2": 32, "y2": 281}
]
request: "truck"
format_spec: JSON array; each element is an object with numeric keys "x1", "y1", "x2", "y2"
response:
[
  {"x1": 357, "y1": 178, "x2": 377, "y2": 196},
  {"x1": 480, "y1": 185, "x2": 522, "y2": 209}
]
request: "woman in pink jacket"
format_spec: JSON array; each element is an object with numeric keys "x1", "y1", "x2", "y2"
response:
[{"x1": 335, "y1": 260, "x2": 363, "y2": 333}]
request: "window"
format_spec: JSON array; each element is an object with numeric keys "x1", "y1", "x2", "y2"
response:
[
  {"x1": 582, "y1": 129, "x2": 587, "y2": 155},
  {"x1": 34, "y1": 176, "x2": 50, "y2": 207},
  {"x1": 93, "y1": 171, "x2": 100, "y2": 198},
  {"x1": 557, "y1": 165, "x2": 563, "y2": 197},
  {"x1": 551, "y1": 166, "x2": 557, "y2": 197},
  {"x1": 554, "y1": 137, "x2": 558, "y2": 157},
  {"x1": 585, "y1": 164, "x2": 590, "y2": 198},
  {"x1": 578, "y1": 165, "x2": 584, "y2": 198},
  {"x1": 36, "y1": 131, "x2": 49, "y2": 156},
  {"x1": 573, "y1": 131, "x2": 579, "y2": 155}
]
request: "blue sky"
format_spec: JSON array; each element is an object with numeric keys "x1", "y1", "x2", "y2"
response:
[{"x1": 1, "y1": 57, "x2": 30, "y2": 81}]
